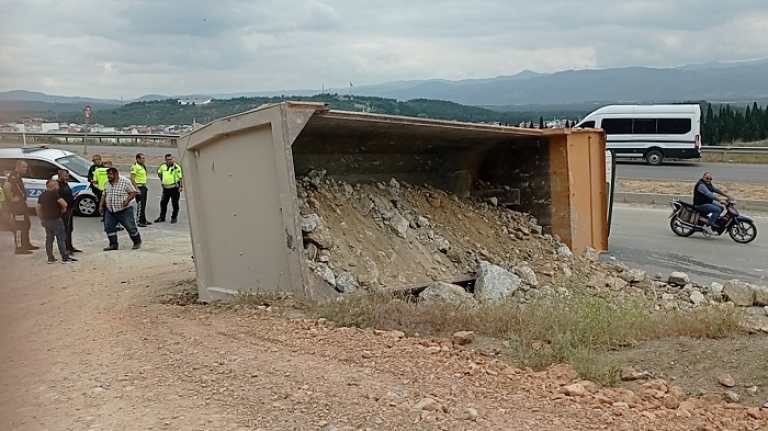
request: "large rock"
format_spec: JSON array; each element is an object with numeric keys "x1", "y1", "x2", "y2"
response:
[
  {"x1": 515, "y1": 262, "x2": 539, "y2": 287},
  {"x1": 754, "y1": 285, "x2": 768, "y2": 306},
  {"x1": 474, "y1": 261, "x2": 522, "y2": 302},
  {"x1": 710, "y1": 282, "x2": 724, "y2": 297},
  {"x1": 723, "y1": 280, "x2": 756, "y2": 306},
  {"x1": 689, "y1": 291, "x2": 707, "y2": 307},
  {"x1": 300, "y1": 214, "x2": 321, "y2": 233},
  {"x1": 419, "y1": 282, "x2": 475, "y2": 305},
  {"x1": 306, "y1": 225, "x2": 334, "y2": 250},
  {"x1": 668, "y1": 272, "x2": 690, "y2": 286},
  {"x1": 335, "y1": 272, "x2": 359, "y2": 294},
  {"x1": 309, "y1": 262, "x2": 336, "y2": 287},
  {"x1": 356, "y1": 258, "x2": 380, "y2": 288},
  {"x1": 387, "y1": 213, "x2": 410, "y2": 239}
]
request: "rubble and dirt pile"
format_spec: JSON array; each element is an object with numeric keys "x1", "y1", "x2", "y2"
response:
[
  {"x1": 294, "y1": 171, "x2": 768, "y2": 315},
  {"x1": 296, "y1": 172, "x2": 591, "y2": 297}
]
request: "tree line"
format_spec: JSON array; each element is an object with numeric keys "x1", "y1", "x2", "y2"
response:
[
  {"x1": 8, "y1": 94, "x2": 768, "y2": 146},
  {"x1": 702, "y1": 102, "x2": 768, "y2": 146}
]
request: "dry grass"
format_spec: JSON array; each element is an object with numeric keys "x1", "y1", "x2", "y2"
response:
[
  {"x1": 305, "y1": 290, "x2": 746, "y2": 385},
  {"x1": 700, "y1": 153, "x2": 768, "y2": 164},
  {"x1": 618, "y1": 179, "x2": 768, "y2": 201},
  {"x1": 700, "y1": 140, "x2": 768, "y2": 164}
]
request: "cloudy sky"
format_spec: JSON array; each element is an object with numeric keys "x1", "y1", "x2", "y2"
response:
[{"x1": 1, "y1": 0, "x2": 768, "y2": 99}]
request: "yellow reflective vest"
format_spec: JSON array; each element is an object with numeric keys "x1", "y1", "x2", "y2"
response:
[
  {"x1": 94, "y1": 167, "x2": 109, "y2": 191},
  {"x1": 131, "y1": 162, "x2": 148, "y2": 185},
  {"x1": 158, "y1": 163, "x2": 182, "y2": 187}
]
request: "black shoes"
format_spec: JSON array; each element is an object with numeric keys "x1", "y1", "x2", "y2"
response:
[{"x1": 170, "y1": 218, "x2": 177, "y2": 224}]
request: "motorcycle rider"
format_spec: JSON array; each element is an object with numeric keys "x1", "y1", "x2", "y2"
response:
[{"x1": 693, "y1": 171, "x2": 731, "y2": 235}]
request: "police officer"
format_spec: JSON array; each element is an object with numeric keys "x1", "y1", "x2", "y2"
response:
[
  {"x1": 87, "y1": 154, "x2": 104, "y2": 202},
  {"x1": 155, "y1": 153, "x2": 183, "y2": 224},
  {"x1": 93, "y1": 161, "x2": 111, "y2": 222},
  {"x1": 130, "y1": 153, "x2": 152, "y2": 227},
  {"x1": 2, "y1": 160, "x2": 39, "y2": 254}
]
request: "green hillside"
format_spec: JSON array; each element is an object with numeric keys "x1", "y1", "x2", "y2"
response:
[{"x1": 48, "y1": 94, "x2": 581, "y2": 128}]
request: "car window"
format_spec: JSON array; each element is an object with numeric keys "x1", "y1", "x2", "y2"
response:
[
  {"x1": 55, "y1": 154, "x2": 92, "y2": 179},
  {"x1": 24, "y1": 159, "x2": 60, "y2": 180},
  {"x1": 577, "y1": 121, "x2": 595, "y2": 128}
]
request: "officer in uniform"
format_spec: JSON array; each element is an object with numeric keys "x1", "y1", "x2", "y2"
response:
[
  {"x1": 2, "y1": 160, "x2": 39, "y2": 254},
  {"x1": 92, "y1": 161, "x2": 110, "y2": 221},
  {"x1": 130, "y1": 153, "x2": 152, "y2": 227},
  {"x1": 155, "y1": 153, "x2": 183, "y2": 224},
  {"x1": 87, "y1": 154, "x2": 105, "y2": 204}
]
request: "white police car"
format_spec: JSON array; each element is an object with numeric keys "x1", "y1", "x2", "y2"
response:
[{"x1": 0, "y1": 145, "x2": 99, "y2": 216}]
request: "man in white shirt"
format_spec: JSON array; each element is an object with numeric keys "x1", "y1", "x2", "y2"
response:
[{"x1": 99, "y1": 167, "x2": 142, "y2": 251}]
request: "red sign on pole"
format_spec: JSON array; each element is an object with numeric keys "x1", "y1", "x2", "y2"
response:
[{"x1": 84, "y1": 105, "x2": 92, "y2": 120}]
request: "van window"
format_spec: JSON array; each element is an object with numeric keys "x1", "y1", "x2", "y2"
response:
[
  {"x1": 24, "y1": 159, "x2": 60, "y2": 180},
  {"x1": 578, "y1": 121, "x2": 595, "y2": 128},
  {"x1": 632, "y1": 119, "x2": 656, "y2": 134},
  {"x1": 601, "y1": 118, "x2": 632, "y2": 135},
  {"x1": 657, "y1": 118, "x2": 692, "y2": 134}
]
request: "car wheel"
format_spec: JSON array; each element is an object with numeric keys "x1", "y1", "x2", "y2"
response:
[
  {"x1": 645, "y1": 150, "x2": 664, "y2": 166},
  {"x1": 75, "y1": 195, "x2": 98, "y2": 217}
]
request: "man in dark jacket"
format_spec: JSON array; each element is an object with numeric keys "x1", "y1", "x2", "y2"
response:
[
  {"x1": 2, "y1": 159, "x2": 39, "y2": 254},
  {"x1": 57, "y1": 169, "x2": 81, "y2": 253},
  {"x1": 693, "y1": 171, "x2": 731, "y2": 234}
]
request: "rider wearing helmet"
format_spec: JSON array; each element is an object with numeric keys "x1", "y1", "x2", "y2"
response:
[{"x1": 693, "y1": 171, "x2": 730, "y2": 234}]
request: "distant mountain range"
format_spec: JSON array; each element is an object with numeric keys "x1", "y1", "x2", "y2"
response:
[{"x1": 2, "y1": 59, "x2": 768, "y2": 110}]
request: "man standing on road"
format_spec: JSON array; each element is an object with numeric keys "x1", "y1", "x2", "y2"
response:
[
  {"x1": 2, "y1": 160, "x2": 39, "y2": 254},
  {"x1": 36, "y1": 180, "x2": 77, "y2": 263},
  {"x1": 131, "y1": 153, "x2": 152, "y2": 227},
  {"x1": 155, "y1": 153, "x2": 183, "y2": 224},
  {"x1": 57, "y1": 169, "x2": 81, "y2": 254},
  {"x1": 100, "y1": 167, "x2": 142, "y2": 251},
  {"x1": 87, "y1": 154, "x2": 104, "y2": 202},
  {"x1": 693, "y1": 171, "x2": 731, "y2": 235}
]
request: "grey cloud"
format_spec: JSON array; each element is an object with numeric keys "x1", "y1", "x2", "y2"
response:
[{"x1": 2, "y1": 0, "x2": 768, "y2": 98}]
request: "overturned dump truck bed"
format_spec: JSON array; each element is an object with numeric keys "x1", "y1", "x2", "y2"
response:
[{"x1": 177, "y1": 101, "x2": 608, "y2": 302}]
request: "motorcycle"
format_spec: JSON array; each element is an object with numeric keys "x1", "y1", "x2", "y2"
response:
[{"x1": 668, "y1": 198, "x2": 757, "y2": 243}]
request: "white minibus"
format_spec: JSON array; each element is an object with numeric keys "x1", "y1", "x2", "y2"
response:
[{"x1": 574, "y1": 104, "x2": 701, "y2": 165}]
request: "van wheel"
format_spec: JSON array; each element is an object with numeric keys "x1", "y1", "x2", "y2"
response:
[{"x1": 645, "y1": 150, "x2": 664, "y2": 166}]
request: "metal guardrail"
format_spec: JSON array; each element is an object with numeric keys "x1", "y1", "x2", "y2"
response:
[
  {"x1": 0, "y1": 132, "x2": 181, "y2": 139},
  {"x1": 700, "y1": 146, "x2": 768, "y2": 155}
]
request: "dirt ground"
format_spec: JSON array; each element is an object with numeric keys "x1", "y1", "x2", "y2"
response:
[
  {"x1": 618, "y1": 179, "x2": 768, "y2": 202},
  {"x1": 2, "y1": 231, "x2": 768, "y2": 430}
]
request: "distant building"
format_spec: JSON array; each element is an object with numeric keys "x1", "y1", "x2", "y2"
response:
[{"x1": 178, "y1": 98, "x2": 212, "y2": 106}]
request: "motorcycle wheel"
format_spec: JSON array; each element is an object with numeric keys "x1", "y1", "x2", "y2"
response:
[
  {"x1": 670, "y1": 215, "x2": 695, "y2": 237},
  {"x1": 728, "y1": 220, "x2": 757, "y2": 244}
]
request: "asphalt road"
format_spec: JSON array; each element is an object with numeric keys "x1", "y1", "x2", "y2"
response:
[
  {"x1": 614, "y1": 160, "x2": 768, "y2": 183},
  {"x1": 605, "y1": 204, "x2": 767, "y2": 287}
]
